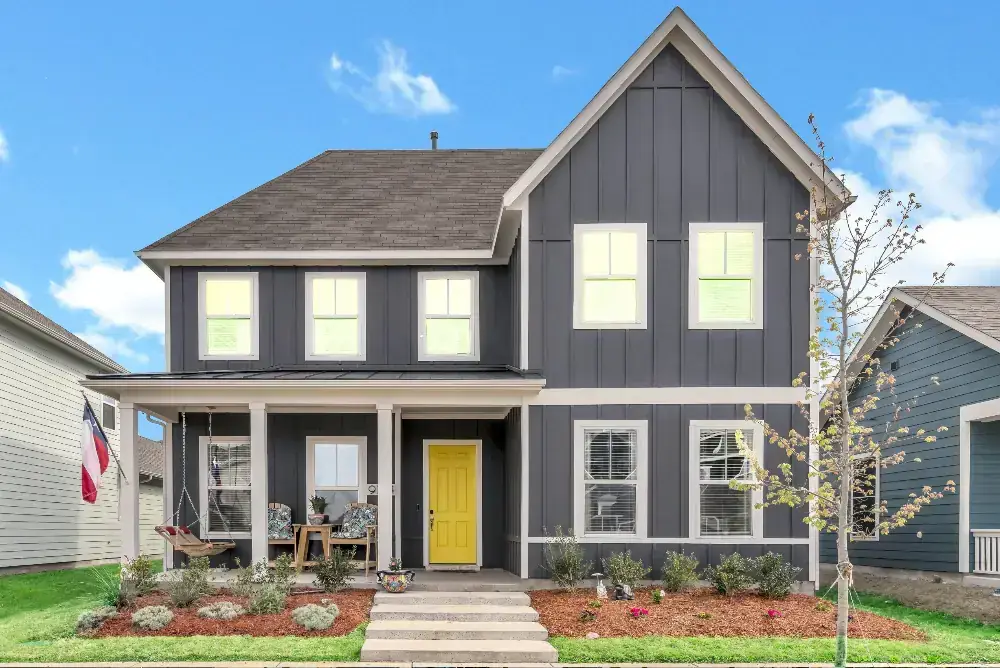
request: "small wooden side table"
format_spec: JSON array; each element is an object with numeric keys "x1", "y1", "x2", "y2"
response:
[{"x1": 294, "y1": 523, "x2": 333, "y2": 568}]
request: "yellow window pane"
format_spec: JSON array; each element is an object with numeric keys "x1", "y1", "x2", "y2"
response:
[
  {"x1": 334, "y1": 278, "x2": 359, "y2": 316},
  {"x1": 697, "y1": 232, "x2": 726, "y2": 276},
  {"x1": 448, "y1": 279, "x2": 472, "y2": 316},
  {"x1": 425, "y1": 279, "x2": 448, "y2": 315},
  {"x1": 311, "y1": 278, "x2": 337, "y2": 315},
  {"x1": 725, "y1": 231, "x2": 755, "y2": 275},
  {"x1": 699, "y1": 279, "x2": 752, "y2": 321},
  {"x1": 206, "y1": 318, "x2": 252, "y2": 355},
  {"x1": 426, "y1": 318, "x2": 471, "y2": 355},
  {"x1": 581, "y1": 231, "x2": 610, "y2": 275},
  {"x1": 609, "y1": 231, "x2": 638, "y2": 275},
  {"x1": 314, "y1": 318, "x2": 358, "y2": 356},
  {"x1": 583, "y1": 279, "x2": 637, "y2": 323},
  {"x1": 205, "y1": 279, "x2": 252, "y2": 316}
]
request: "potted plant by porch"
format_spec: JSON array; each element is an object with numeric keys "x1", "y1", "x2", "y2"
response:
[
  {"x1": 376, "y1": 556, "x2": 416, "y2": 593},
  {"x1": 308, "y1": 495, "x2": 328, "y2": 525}
]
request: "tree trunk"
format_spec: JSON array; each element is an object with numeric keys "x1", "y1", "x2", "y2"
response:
[{"x1": 835, "y1": 477, "x2": 850, "y2": 667}]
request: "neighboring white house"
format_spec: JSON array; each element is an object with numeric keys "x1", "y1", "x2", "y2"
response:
[{"x1": 0, "y1": 286, "x2": 163, "y2": 573}]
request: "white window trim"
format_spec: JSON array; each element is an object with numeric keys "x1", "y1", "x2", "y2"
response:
[
  {"x1": 417, "y1": 271, "x2": 480, "y2": 362},
  {"x1": 573, "y1": 419, "x2": 648, "y2": 539},
  {"x1": 572, "y1": 222, "x2": 648, "y2": 330},
  {"x1": 102, "y1": 399, "x2": 117, "y2": 432},
  {"x1": 850, "y1": 452, "x2": 880, "y2": 542},
  {"x1": 199, "y1": 435, "x2": 252, "y2": 540},
  {"x1": 304, "y1": 272, "x2": 367, "y2": 362},
  {"x1": 689, "y1": 419, "x2": 765, "y2": 540},
  {"x1": 198, "y1": 272, "x2": 260, "y2": 361},
  {"x1": 305, "y1": 436, "x2": 368, "y2": 522},
  {"x1": 688, "y1": 222, "x2": 764, "y2": 330}
]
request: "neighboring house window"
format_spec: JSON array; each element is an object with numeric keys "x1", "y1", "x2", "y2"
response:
[
  {"x1": 199, "y1": 437, "x2": 251, "y2": 538},
  {"x1": 573, "y1": 420, "x2": 648, "y2": 537},
  {"x1": 573, "y1": 223, "x2": 647, "y2": 329},
  {"x1": 101, "y1": 400, "x2": 116, "y2": 431},
  {"x1": 306, "y1": 437, "x2": 367, "y2": 526},
  {"x1": 305, "y1": 272, "x2": 366, "y2": 361},
  {"x1": 850, "y1": 453, "x2": 880, "y2": 541},
  {"x1": 690, "y1": 421, "x2": 764, "y2": 538},
  {"x1": 418, "y1": 272, "x2": 479, "y2": 361},
  {"x1": 198, "y1": 273, "x2": 259, "y2": 360},
  {"x1": 689, "y1": 222, "x2": 763, "y2": 329}
]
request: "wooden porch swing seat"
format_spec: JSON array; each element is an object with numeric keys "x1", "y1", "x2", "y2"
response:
[{"x1": 155, "y1": 525, "x2": 236, "y2": 558}]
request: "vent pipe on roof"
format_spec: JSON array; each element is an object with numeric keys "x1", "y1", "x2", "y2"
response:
[{"x1": 430, "y1": 130, "x2": 439, "y2": 150}]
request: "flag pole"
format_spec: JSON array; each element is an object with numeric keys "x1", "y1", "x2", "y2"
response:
[{"x1": 82, "y1": 391, "x2": 128, "y2": 484}]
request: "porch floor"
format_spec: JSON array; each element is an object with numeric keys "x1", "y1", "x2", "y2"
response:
[{"x1": 203, "y1": 567, "x2": 534, "y2": 591}]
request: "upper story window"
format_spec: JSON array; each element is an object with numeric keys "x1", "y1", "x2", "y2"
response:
[
  {"x1": 573, "y1": 223, "x2": 647, "y2": 329},
  {"x1": 690, "y1": 420, "x2": 763, "y2": 539},
  {"x1": 688, "y1": 222, "x2": 763, "y2": 329},
  {"x1": 418, "y1": 271, "x2": 479, "y2": 361},
  {"x1": 305, "y1": 273, "x2": 366, "y2": 361},
  {"x1": 198, "y1": 272, "x2": 259, "y2": 360},
  {"x1": 573, "y1": 420, "x2": 648, "y2": 538}
]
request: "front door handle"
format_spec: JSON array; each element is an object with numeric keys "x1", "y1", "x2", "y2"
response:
[{"x1": 429, "y1": 510, "x2": 435, "y2": 530}]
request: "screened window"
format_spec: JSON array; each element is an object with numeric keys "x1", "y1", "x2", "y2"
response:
[
  {"x1": 689, "y1": 223, "x2": 763, "y2": 329},
  {"x1": 307, "y1": 437, "x2": 367, "y2": 526},
  {"x1": 574, "y1": 420, "x2": 647, "y2": 537},
  {"x1": 573, "y1": 223, "x2": 647, "y2": 329},
  {"x1": 691, "y1": 422, "x2": 762, "y2": 538},
  {"x1": 201, "y1": 438, "x2": 252, "y2": 537},
  {"x1": 306, "y1": 273, "x2": 366, "y2": 360},
  {"x1": 418, "y1": 272, "x2": 479, "y2": 361},
  {"x1": 101, "y1": 401, "x2": 116, "y2": 431},
  {"x1": 851, "y1": 453, "x2": 880, "y2": 541},
  {"x1": 199, "y1": 273, "x2": 258, "y2": 359}
]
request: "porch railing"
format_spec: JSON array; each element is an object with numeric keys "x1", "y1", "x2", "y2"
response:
[{"x1": 973, "y1": 529, "x2": 1000, "y2": 574}]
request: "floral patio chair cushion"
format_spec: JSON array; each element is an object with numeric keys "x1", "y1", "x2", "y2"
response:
[
  {"x1": 331, "y1": 504, "x2": 377, "y2": 539},
  {"x1": 267, "y1": 505, "x2": 293, "y2": 540}
]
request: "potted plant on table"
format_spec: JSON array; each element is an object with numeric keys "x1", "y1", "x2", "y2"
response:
[
  {"x1": 376, "y1": 556, "x2": 416, "y2": 593},
  {"x1": 308, "y1": 496, "x2": 328, "y2": 525}
]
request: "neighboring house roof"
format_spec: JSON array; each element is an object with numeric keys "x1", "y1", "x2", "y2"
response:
[
  {"x1": 139, "y1": 149, "x2": 541, "y2": 257},
  {"x1": 137, "y1": 436, "x2": 163, "y2": 480},
  {"x1": 0, "y1": 286, "x2": 127, "y2": 373}
]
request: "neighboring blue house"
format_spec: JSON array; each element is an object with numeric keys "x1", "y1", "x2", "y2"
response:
[{"x1": 820, "y1": 286, "x2": 1000, "y2": 583}]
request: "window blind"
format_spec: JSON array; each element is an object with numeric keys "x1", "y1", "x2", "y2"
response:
[
  {"x1": 583, "y1": 428, "x2": 637, "y2": 534},
  {"x1": 207, "y1": 441, "x2": 251, "y2": 534},
  {"x1": 698, "y1": 428, "x2": 753, "y2": 536}
]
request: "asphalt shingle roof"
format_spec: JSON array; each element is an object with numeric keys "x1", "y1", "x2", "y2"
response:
[
  {"x1": 137, "y1": 436, "x2": 163, "y2": 479},
  {"x1": 141, "y1": 149, "x2": 543, "y2": 253},
  {"x1": 899, "y1": 286, "x2": 1000, "y2": 343}
]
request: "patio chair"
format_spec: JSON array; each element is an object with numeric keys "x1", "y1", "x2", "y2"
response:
[
  {"x1": 267, "y1": 502, "x2": 297, "y2": 565},
  {"x1": 329, "y1": 502, "x2": 377, "y2": 576}
]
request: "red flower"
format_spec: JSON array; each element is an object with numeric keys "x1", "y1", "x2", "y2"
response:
[{"x1": 766, "y1": 609, "x2": 782, "y2": 619}]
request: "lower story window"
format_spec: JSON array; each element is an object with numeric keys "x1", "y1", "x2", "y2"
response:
[
  {"x1": 307, "y1": 436, "x2": 367, "y2": 526},
  {"x1": 690, "y1": 421, "x2": 763, "y2": 538},
  {"x1": 574, "y1": 420, "x2": 648, "y2": 538},
  {"x1": 851, "y1": 453, "x2": 880, "y2": 541},
  {"x1": 200, "y1": 437, "x2": 252, "y2": 537}
]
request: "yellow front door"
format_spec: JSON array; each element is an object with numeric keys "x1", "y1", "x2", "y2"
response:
[{"x1": 427, "y1": 444, "x2": 477, "y2": 564}]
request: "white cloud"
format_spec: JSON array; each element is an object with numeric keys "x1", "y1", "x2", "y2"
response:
[
  {"x1": 328, "y1": 40, "x2": 456, "y2": 116},
  {"x1": 0, "y1": 127, "x2": 9, "y2": 163},
  {"x1": 551, "y1": 65, "x2": 578, "y2": 80},
  {"x1": 76, "y1": 330, "x2": 149, "y2": 364},
  {"x1": 1, "y1": 281, "x2": 29, "y2": 304}
]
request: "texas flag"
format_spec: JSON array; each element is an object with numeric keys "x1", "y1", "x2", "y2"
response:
[{"x1": 81, "y1": 403, "x2": 110, "y2": 503}]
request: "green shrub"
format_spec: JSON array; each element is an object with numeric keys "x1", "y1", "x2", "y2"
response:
[
  {"x1": 131, "y1": 605, "x2": 173, "y2": 631},
  {"x1": 128, "y1": 554, "x2": 159, "y2": 596},
  {"x1": 542, "y1": 526, "x2": 592, "y2": 590},
  {"x1": 270, "y1": 553, "x2": 298, "y2": 594},
  {"x1": 247, "y1": 581, "x2": 286, "y2": 614},
  {"x1": 313, "y1": 547, "x2": 356, "y2": 593},
  {"x1": 196, "y1": 601, "x2": 245, "y2": 620},
  {"x1": 291, "y1": 602, "x2": 340, "y2": 630},
  {"x1": 75, "y1": 606, "x2": 117, "y2": 636},
  {"x1": 163, "y1": 556, "x2": 212, "y2": 607},
  {"x1": 703, "y1": 553, "x2": 754, "y2": 596},
  {"x1": 603, "y1": 550, "x2": 651, "y2": 590},
  {"x1": 229, "y1": 557, "x2": 268, "y2": 598},
  {"x1": 753, "y1": 552, "x2": 802, "y2": 599},
  {"x1": 661, "y1": 551, "x2": 699, "y2": 592}
]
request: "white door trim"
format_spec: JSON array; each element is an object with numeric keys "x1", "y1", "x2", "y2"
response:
[{"x1": 422, "y1": 439, "x2": 483, "y2": 570}]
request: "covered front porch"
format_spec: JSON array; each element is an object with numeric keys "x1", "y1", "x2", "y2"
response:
[{"x1": 81, "y1": 367, "x2": 542, "y2": 576}]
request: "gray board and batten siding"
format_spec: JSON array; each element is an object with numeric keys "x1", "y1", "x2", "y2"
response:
[
  {"x1": 527, "y1": 44, "x2": 810, "y2": 389},
  {"x1": 819, "y1": 310, "x2": 1000, "y2": 572}
]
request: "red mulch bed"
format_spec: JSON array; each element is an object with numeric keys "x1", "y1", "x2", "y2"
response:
[
  {"x1": 95, "y1": 589, "x2": 373, "y2": 638},
  {"x1": 529, "y1": 588, "x2": 925, "y2": 640}
]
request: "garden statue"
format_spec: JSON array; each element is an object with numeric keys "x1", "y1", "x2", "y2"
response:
[
  {"x1": 612, "y1": 583, "x2": 634, "y2": 601},
  {"x1": 592, "y1": 572, "x2": 607, "y2": 599}
]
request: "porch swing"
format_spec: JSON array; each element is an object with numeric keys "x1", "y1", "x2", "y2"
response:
[{"x1": 155, "y1": 411, "x2": 237, "y2": 558}]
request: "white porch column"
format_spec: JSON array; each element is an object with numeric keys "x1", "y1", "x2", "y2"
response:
[
  {"x1": 119, "y1": 403, "x2": 140, "y2": 559},
  {"x1": 377, "y1": 404, "x2": 394, "y2": 570},
  {"x1": 250, "y1": 402, "x2": 269, "y2": 564},
  {"x1": 163, "y1": 420, "x2": 174, "y2": 570}
]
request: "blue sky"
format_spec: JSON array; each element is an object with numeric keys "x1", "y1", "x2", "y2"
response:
[{"x1": 1, "y1": 0, "x2": 999, "y2": 371}]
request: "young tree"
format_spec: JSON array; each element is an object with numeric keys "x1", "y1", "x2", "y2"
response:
[{"x1": 734, "y1": 117, "x2": 955, "y2": 668}]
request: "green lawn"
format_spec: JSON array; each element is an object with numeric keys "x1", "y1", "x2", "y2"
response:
[
  {"x1": 553, "y1": 592, "x2": 1000, "y2": 664},
  {"x1": 0, "y1": 562, "x2": 364, "y2": 663}
]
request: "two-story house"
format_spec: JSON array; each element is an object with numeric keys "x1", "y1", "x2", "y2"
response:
[{"x1": 84, "y1": 7, "x2": 846, "y2": 585}]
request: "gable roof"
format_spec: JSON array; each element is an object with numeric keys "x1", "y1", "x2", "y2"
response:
[
  {"x1": 139, "y1": 149, "x2": 541, "y2": 260},
  {"x1": 502, "y1": 7, "x2": 849, "y2": 212},
  {"x1": 0, "y1": 286, "x2": 127, "y2": 373}
]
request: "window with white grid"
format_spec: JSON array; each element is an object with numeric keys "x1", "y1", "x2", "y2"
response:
[
  {"x1": 850, "y1": 453, "x2": 880, "y2": 541},
  {"x1": 574, "y1": 420, "x2": 647, "y2": 537},
  {"x1": 198, "y1": 272, "x2": 259, "y2": 359},
  {"x1": 573, "y1": 223, "x2": 647, "y2": 329},
  {"x1": 690, "y1": 421, "x2": 763, "y2": 539},
  {"x1": 200, "y1": 437, "x2": 252, "y2": 538},
  {"x1": 306, "y1": 273, "x2": 366, "y2": 361},
  {"x1": 307, "y1": 437, "x2": 368, "y2": 527},
  {"x1": 418, "y1": 271, "x2": 479, "y2": 361},
  {"x1": 689, "y1": 223, "x2": 763, "y2": 329}
]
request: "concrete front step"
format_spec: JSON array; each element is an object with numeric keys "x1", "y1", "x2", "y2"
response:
[
  {"x1": 373, "y1": 590, "x2": 530, "y2": 607},
  {"x1": 365, "y1": 619, "x2": 549, "y2": 640},
  {"x1": 359, "y1": 638, "x2": 558, "y2": 663},
  {"x1": 370, "y1": 603, "x2": 538, "y2": 622}
]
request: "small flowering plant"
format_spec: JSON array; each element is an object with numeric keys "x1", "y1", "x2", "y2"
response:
[
  {"x1": 579, "y1": 609, "x2": 598, "y2": 622},
  {"x1": 651, "y1": 589, "x2": 665, "y2": 604},
  {"x1": 766, "y1": 609, "x2": 782, "y2": 619},
  {"x1": 388, "y1": 556, "x2": 403, "y2": 572},
  {"x1": 629, "y1": 606, "x2": 649, "y2": 618}
]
